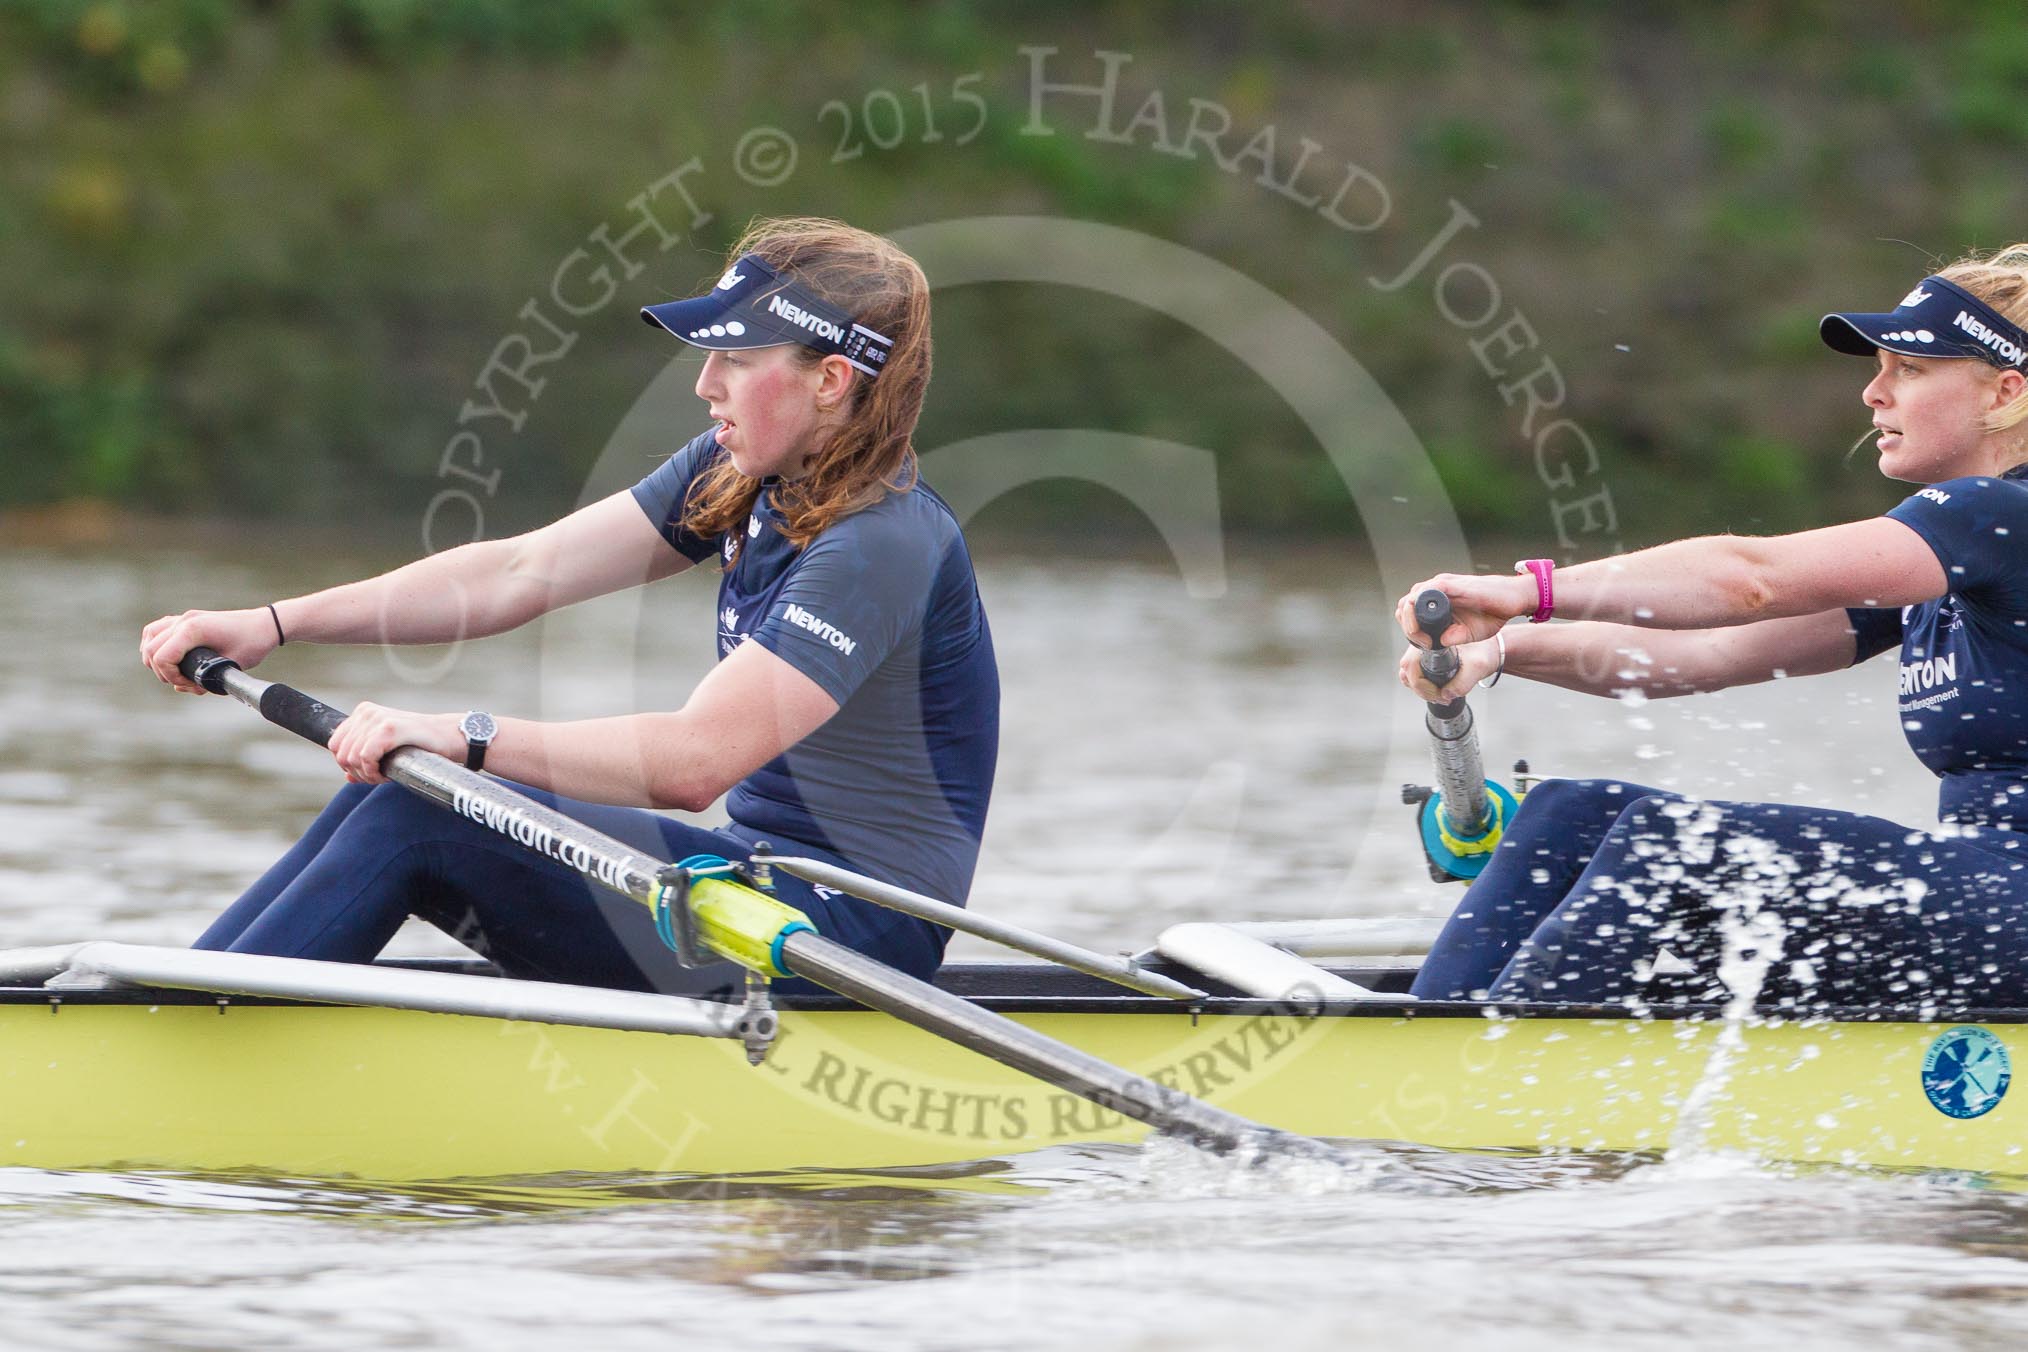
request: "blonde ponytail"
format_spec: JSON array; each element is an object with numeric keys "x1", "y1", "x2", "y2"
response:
[{"x1": 1937, "y1": 243, "x2": 2028, "y2": 435}]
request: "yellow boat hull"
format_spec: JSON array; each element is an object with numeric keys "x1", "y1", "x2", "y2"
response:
[{"x1": 2, "y1": 994, "x2": 2019, "y2": 1179}]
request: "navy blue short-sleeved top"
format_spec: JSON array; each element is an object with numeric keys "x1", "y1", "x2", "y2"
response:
[
  {"x1": 630, "y1": 430, "x2": 999, "y2": 907},
  {"x1": 1847, "y1": 464, "x2": 2028, "y2": 829}
]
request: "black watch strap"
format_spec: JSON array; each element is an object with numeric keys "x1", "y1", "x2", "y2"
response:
[{"x1": 460, "y1": 711, "x2": 496, "y2": 772}]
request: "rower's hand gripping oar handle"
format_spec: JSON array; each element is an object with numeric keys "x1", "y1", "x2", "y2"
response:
[
  {"x1": 1414, "y1": 590, "x2": 1467, "y2": 719},
  {"x1": 179, "y1": 647, "x2": 349, "y2": 747},
  {"x1": 1404, "y1": 591, "x2": 1519, "y2": 881}
]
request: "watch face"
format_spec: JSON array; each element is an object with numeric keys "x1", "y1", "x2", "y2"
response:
[{"x1": 461, "y1": 711, "x2": 497, "y2": 743}]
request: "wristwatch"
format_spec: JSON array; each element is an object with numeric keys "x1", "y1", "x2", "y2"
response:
[{"x1": 459, "y1": 710, "x2": 498, "y2": 772}]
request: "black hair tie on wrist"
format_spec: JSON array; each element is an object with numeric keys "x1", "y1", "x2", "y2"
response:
[{"x1": 267, "y1": 603, "x2": 286, "y2": 647}]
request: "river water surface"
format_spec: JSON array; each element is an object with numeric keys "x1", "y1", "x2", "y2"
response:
[{"x1": 0, "y1": 538, "x2": 2022, "y2": 1350}]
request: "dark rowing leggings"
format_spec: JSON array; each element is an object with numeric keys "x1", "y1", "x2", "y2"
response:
[
  {"x1": 1408, "y1": 778, "x2": 2028, "y2": 1009},
  {"x1": 195, "y1": 781, "x2": 947, "y2": 996}
]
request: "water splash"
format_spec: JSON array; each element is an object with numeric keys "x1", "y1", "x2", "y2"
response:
[
  {"x1": 1656, "y1": 804, "x2": 1795, "y2": 1165},
  {"x1": 1125, "y1": 1130, "x2": 1395, "y2": 1199}
]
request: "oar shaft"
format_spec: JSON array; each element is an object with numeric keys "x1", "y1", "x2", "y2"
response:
[
  {"x1": 1413, "y1": 591, "x2": 1490, "y2": 838},
  {"x1": 1424, "y1": 703, "x2": 1489, "y2": 836},
  {"x1": 184, "y1": 651, "x2": 668, "y2": 903},
  {"x1": 780, "y1": 931, "x2": 1326, "y2": 1158},
  {"x1": 176, "y1": 648, "x2": 1326, "y2": 1161},
  {"x1": 767, "y1": 856, "x2": 1205, "y2": 1000}
]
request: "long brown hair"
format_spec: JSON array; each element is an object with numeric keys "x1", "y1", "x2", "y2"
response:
[{"x1": 679, "y1": 218, "x2": 931, "y2": 557}]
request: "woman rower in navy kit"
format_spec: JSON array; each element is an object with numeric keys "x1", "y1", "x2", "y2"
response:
[
  {"x1": 139, "y1": 217, "x2": 999, "y2": 991},
  {"x1": 1398, "y1": 244, "x2": 2028, "y2": 1009}
]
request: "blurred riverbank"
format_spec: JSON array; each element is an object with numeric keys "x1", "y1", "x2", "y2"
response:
[{"x1": 6, "y1": 2, "x2": 2008, "y2": 544}]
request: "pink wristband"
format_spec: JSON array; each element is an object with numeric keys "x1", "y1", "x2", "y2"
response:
[{"x1": 1515, "y1": 558, "x2": 1554, "y2": 623}]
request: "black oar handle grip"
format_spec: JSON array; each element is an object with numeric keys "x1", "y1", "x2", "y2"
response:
[
  {"x1": 178, "y1": 645, "x2": 238, "y2": 695},
  {"x1": 1415, "y1": 589, "x2": 1461, "y2": 690},
  {"x1": 261, "y1": 683, "x2": 350, "y2": 748},
  {"x1": 177, "y1": 645, "x2": 349, "y2": 748}
]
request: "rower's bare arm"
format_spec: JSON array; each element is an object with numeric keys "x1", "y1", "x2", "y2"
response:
[
  {"x1": 1401, "y1": 518, "x2": 1946, "y2": 650},
  {"x1": 474, "y1": 640, "x2": 840, "y2": 810},
  {"x1": 144, "y1": 492, "x2": 686, "y2": 692},
  {"x1": 1500, "y1": 607, "x2": 1868, "y2": 698},
  {"x1": 282, "y1": 490, "x2": 689, "y2": 646},
  {"x1": 1553, "y1": 518, "x2": 1946, "y2": 628}
]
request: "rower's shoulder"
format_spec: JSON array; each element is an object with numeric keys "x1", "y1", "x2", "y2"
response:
[
  {"x1": 1906, "y1": 469, "x2": 2028, "y2": 503},
  {"x1": 1887, "y1": 472, "x2": 2028, "y2": 537},
  {"x1": 837, "y1": 478, "x2": 966, "y2": 548}
]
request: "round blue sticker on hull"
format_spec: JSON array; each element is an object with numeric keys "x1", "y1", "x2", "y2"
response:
[{"x1": 1922, "y1": 1026, "x2": 2012, "y2": 1120}]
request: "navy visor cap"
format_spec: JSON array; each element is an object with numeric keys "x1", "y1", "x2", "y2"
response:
[
  {"x1": 1820, "y1": 275, "x2": 2028, "y2": 369},
  {"x1": 641, "y1": 255, "x2": 892, "y2": 377}
]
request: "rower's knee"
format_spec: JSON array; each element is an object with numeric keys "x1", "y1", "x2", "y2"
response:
[
  {"x1": 327, "y1": 782, "x2": 374, "y2": 811},
  {"x1": 338, "y1": 782, "x2": 449, "y2": 844},
  {"x1": 1548, "y1": 777, "x2": 1653, "y2": 807},
  {"x1": 1610, "y1": 792, "x2": 1711, "y2": 835},
  {"x1": 1513, "y1": 778, "x2": 1659, "y2": 832}
]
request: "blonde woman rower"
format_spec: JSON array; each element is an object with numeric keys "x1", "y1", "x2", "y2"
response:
[{"x1": 1400, "y1": 245, "x2": 2028, "y2": 1010}]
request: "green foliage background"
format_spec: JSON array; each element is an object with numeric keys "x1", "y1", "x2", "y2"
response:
[{"x1": 5, "y1": 0, "x2": 2026, "y2": 546}]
